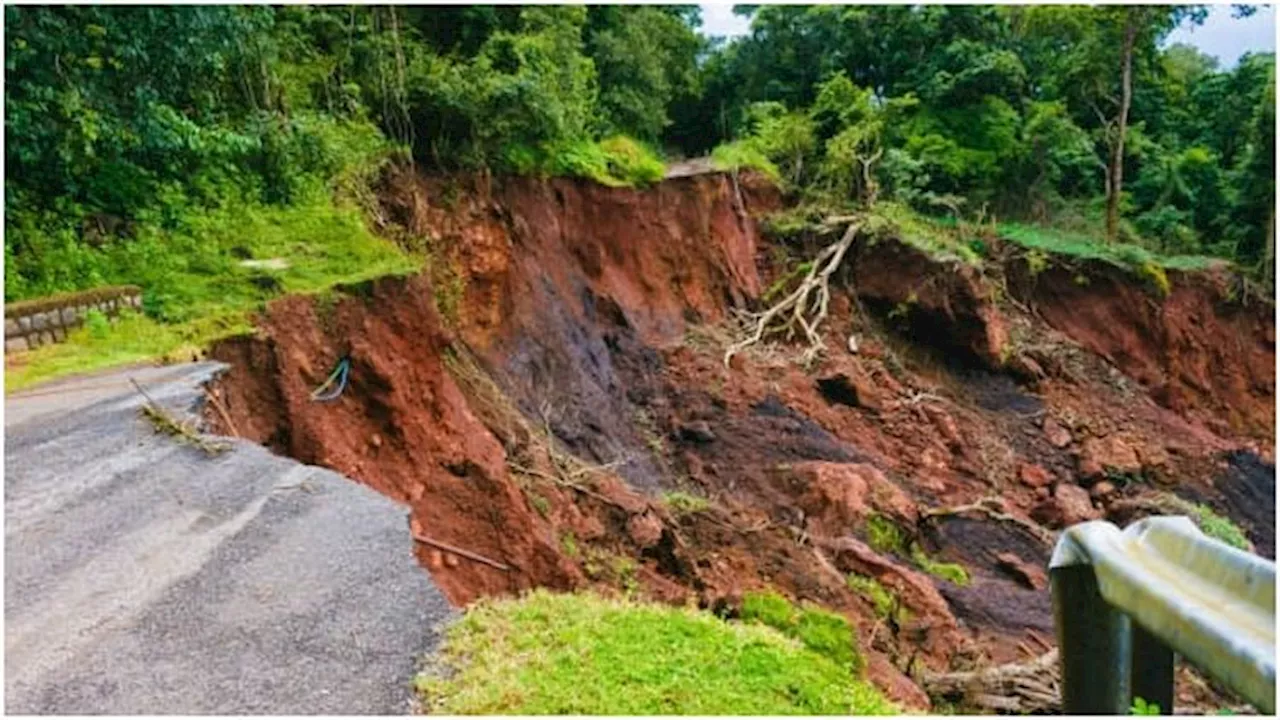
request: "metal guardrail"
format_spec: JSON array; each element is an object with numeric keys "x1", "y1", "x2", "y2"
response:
[{"x1": 1051, "y1": 516, "x2": 1275, "y2": 715}]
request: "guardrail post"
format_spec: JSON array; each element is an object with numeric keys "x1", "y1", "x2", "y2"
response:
[
  {"x1": 1131, "y1": 623, "x2": 1175, "y2": 715},
  {"x1": 1052, "y1": 564, "x2": 1132, "y2": 714}
]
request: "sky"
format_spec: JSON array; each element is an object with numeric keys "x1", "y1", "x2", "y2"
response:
[{"x1": 699, "y1": 4, "x2": 1276, "y2": 68}]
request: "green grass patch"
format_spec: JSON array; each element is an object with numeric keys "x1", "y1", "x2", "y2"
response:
[
  {"x1": 711, "y1": 141, "x2": 781, "y2": 184},
  {"x1": 7, "y1": 197, "x2": 420, "y2": 391},
  {"x1": 1155, "y1": 493, "x2": 1251, "y2": 551},
  {"x1": 865, "y1": 513, "x2": 907, "y2": 555},
  {"x1": 910, "y1": 546, "x2": 970, "y2": 586},
  {"x1": 998, "y1": 221, "x2": 1220, "y2": 276},
  {"x1": 661, "y1": 490, "x2": 710, "y2": 516},
  {"x1": 416, "y1": 589, "x2": 893, "y2": 715},
  {"x1": 740, "y1": 589, "x2": 865, "y2": 675},
  {"x1": 846, "y1": 573, "x2": 898, "y2": 620},
  {"x1": 1191, "y1": 504, "x2": 1251, "y2": 551},
  {"x1": 5, "y1": 309, "x2": 252, "y2": 392},
  {"x1": 541, "y1": 135, "x2": 666, "y2": 187}
]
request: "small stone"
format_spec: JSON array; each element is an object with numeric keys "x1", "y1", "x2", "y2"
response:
[
  {"x1": 444, "y1": 553, "x2": 460, "y2": 568},
  {"x1": 1090, "y1": 481, "x2": 1117, "y2": 502},
  {"x1": 4, "y1": 318, "x2": 18, "y2": 336},
  {"x1": 677, "y1": 421, "x2": 716, "y2": 444},
  {"x1": 38, "y1": 331, "x2": 53, "y2": 345},
  {"x1": 18, "y1": 315, "x2": 32, "y2": 332},
  {"x1": 1018, "y1": 463, "x2": 1053, "y2": 488},
  {"x1": 1035, "y1": 486, "x2": 1050, "y2": 500},
  {"x1": 5, "y1": 336, "x2": 29, "y2": 353},
  {"x1": 52, "y1": 327, "x2": 66, "y2": 342},
  {"x1": 427, "y1": 550, "x2": 444, "y2": 569},
  {"x1": 31, "y1": 312, "x2": 47, "y2": 331},
  {"x1": 60, "y1": 307, "x2": 76, "y2": 325},
  {"x1": 1043, "y1": 417, "x2": 1072, "y2": 448},
  {"x1": 370, "y1": 433, "x2": 383, "y2": 448}
]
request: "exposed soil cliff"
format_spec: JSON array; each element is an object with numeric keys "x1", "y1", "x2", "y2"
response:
[{"x1": 207, "y1": 168, "x2": 1274, "y2": 710}]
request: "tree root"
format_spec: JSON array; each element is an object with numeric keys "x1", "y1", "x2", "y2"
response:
[
  {"x1": 921, "y1": 649, "x2": 1061, "y2": 714},
  {"x1": 921, "y1": 497, "x2": 1056, "y2": 546},
  {"x1": 725, "y1": 220, "x2": 860, "y2": 369}
]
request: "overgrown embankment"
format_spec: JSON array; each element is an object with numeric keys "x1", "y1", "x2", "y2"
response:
[{"x1": 207, "y1": 168, "x2": 1274, "y2": 711}]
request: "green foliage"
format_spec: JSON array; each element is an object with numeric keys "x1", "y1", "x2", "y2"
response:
[
  {"x1": 559, "y1": 531, "x2": 580, "y2": 558},
  {"x1": 672, "y1": 5, "x2": 1269, "y2": 278},
  {"x1": 8, "y1": 198, "x2": 419, "y2": 389},
  {"x1": 661, "y1": 490, "x2": 710, "y2": 516},
  {"x1": 1192, "y1": 504, "x2": 1251, "y2": 551},
  {"x1": 910, "y1": 546, "x2": 971, "y2": 586},
  {"x1": 416, "y1": 590, "x2": 894, "y2": 715},
  {"x1": 711, "y1": 141, "x2": 781, "y2": 182},
  {"x1": 865, "y1": 513, "x2": 907, "y2": 555},
  {"x1": 846, "y1": 574, "x2": 898, "y2": 621},
  {"x1": 1131, "y1": 697, "x2": 1162, "y2": 716},
  {"x1": 740, "y1": 589, "x2": 864, "y2": 675}
]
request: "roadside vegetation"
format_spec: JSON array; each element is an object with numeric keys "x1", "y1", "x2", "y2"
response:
[
  {"x1": 415, "y1": 589, "x2": 894, "y2": 715},
  {"x1": 4, "y1": 5, "x2": 1273, "y2": 390}
]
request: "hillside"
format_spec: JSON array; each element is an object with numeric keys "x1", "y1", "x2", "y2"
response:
[{"x1": 205, "y1": 167, "x2": 1274, "y2": 711}]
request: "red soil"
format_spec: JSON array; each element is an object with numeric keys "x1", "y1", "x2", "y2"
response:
[{"x1": 207, "y1": 168, "x2": 1274, "y2": 709}]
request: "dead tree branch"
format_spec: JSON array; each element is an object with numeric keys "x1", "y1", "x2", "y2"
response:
[{"x1": 725, "y1": 220, "x2": 860, "y2": 368}]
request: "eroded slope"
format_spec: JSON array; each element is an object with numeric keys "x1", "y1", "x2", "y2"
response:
[{"x1": 207, "y1": 169, "x2": 1274, "y2": 710}]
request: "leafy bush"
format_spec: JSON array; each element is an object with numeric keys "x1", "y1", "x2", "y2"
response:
[{"x1": 711, "y1": 141, "x2": 781, "y2": 183}]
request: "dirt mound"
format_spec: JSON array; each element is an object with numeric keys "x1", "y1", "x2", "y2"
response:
[{"x1": 207, "y1": 168, "x2": 1274, "y2": 708}]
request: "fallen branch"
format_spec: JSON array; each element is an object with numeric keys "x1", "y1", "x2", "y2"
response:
[
  {"x1": 133, "y1": 378, "x2": 230, "y2": 456},
  {"x1": 203, "y1": 386, "x2": 240, "y2": 438},
  {"x1": 920, "y1": 497, "x2": 1056, "y2": 546},
  {"x1": 412, "y1": 532, "x2": 511, "y2": 572},
  {"x1": 921, "y1": 649, "x2": 1060, "y2": 714},
  {"x1": 725, "y1": 220, "x2": 860, "y2": 369}
]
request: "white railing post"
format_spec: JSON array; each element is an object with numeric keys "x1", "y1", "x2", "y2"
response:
[{"x1": 1051, "y1": 516, "x2": 1276, "y2": 715}]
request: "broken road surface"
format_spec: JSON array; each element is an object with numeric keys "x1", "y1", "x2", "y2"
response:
[{"x1": 5, "y1": 362, "x2": 452, "y2": 714}]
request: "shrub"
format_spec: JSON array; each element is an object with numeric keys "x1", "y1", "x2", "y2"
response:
[{"x1": 711, "y1": 141, "x2": 781, "y2": 183}]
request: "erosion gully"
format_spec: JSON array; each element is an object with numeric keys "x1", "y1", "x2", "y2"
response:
[{"x1": 205, "y1": 167, "x2": 1274, "y2": 711}]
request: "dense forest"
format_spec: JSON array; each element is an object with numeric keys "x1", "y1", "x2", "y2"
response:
[{"x1": 5, "y1": 4, "x2": 1276, "y2": 307}]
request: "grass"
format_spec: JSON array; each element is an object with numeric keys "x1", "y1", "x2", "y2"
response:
[
  {"x1": 998, "y1": 221, "x2": 1220, "y2": 273},
  {"x1": 910, "y1": 546, "x2": 971, "y2": 586},
  {"x1": 865, "y1": 514, "x2": 907, "y2": 555},
  {"x1": 1155, "y1": 493, "x2": 1252, "y2": 551},
  {"x1": 711, "y1": 141, "x2": 782, "y2": 184},
  {"x1": 846, "y1": 574, "x2": 899, "y2": 621},
  {"x1": 661, "y1": 490, "x2": 710, "y2": 516},
  {"x1": 6, "y1": 198, "x2": 420, "y2": 392},
  {"x1": 415, "y1": 590, "x2": 894, "y2": 715},
  {"x1": 739, "y1": 589, "x2": 865, "y2": 675}
]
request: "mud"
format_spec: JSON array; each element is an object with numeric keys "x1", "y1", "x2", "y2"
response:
[{"x1": 207, "y1": 167, "x2": 1274, "y2": 709}]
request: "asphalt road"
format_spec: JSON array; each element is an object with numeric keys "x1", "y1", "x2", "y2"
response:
[{"x1": 5, "y1": 362, "x2": 453, "y2": 714}]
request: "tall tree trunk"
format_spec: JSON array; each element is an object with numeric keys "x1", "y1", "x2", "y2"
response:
[{"x1": 1106, "y1": 13, "x2": 1138, "y2": 244}]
